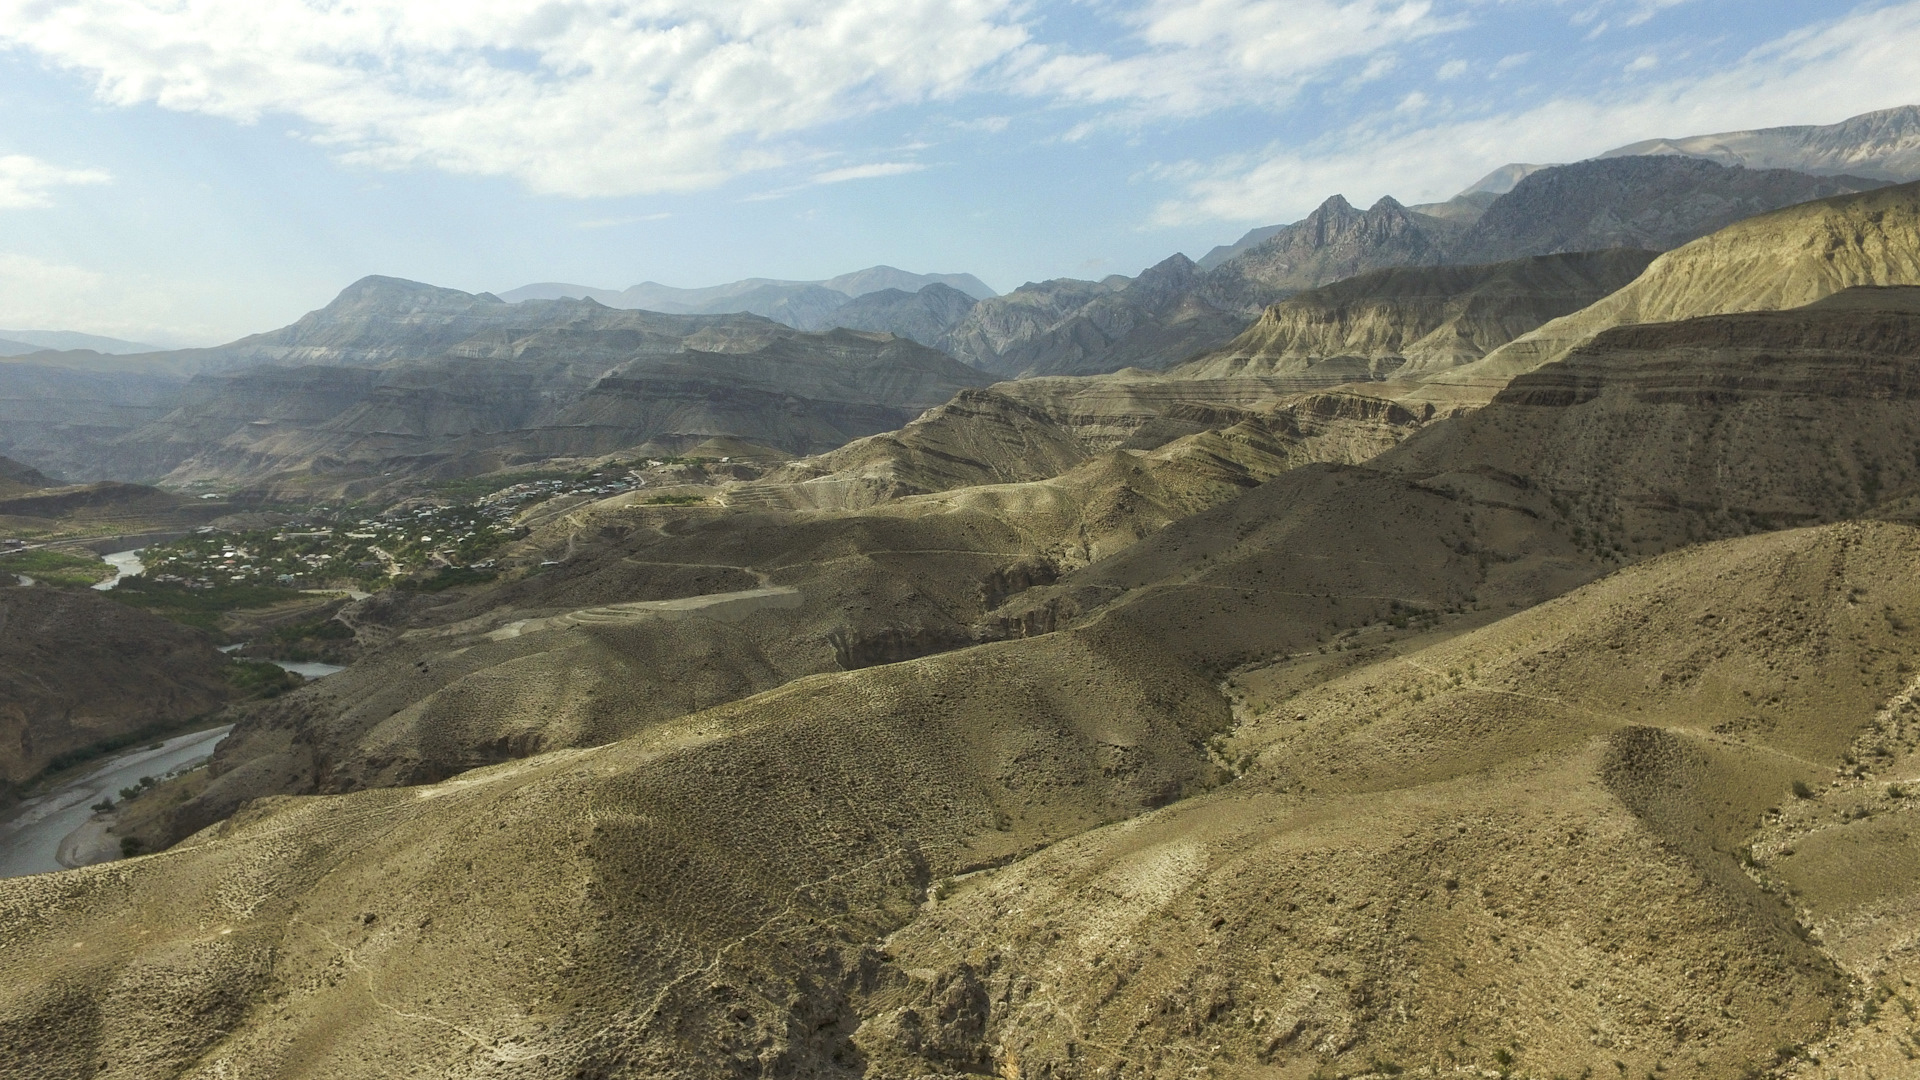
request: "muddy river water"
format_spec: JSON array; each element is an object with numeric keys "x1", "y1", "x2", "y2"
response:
[{"x1": 0, "y1": 726, "x2": 233, "y2": 878}]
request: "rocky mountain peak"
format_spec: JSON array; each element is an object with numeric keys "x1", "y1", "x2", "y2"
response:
[
  {"x1": 1310, "y1": 193, "x2": 1357, "y2": 216},
  {"x1": 1131, "y1": 252, "x2": 1202, "y2": 295},
  {"x1": 320, "y1": 276, "x2": 500, "y2": 319}
]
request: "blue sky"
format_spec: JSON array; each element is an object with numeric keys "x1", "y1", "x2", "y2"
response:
[{"x1": 0, "y1": 0, "x2": 1915, "y2": 345}]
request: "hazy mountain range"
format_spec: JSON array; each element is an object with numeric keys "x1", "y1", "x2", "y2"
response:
[
  {"x1": 499, "y1": 265, "x2": 997, "y2": 341},
  {"x1": 958, "y1": 154, "x2": 1888, "y2": 378},
  {"x1": 0, "y1": 277, "x2": 989, "y2": 491},
  {"x1": 0, "y1": 329, "x2": 161, "y2": 356},
  {"x1": 2, "y1": 105, "x2": 1916, "y2": 493}
]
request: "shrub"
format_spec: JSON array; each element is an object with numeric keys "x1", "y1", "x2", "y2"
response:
[
  {"x1": 226, "y1": 659, "x2": 300, "y2": 698},
  {"x1": 1791, "y1": 779, "x2": 1814, "y2": 799},
  {"x1": 398, "y1": 566, "x2": 498, "y2": 593}
]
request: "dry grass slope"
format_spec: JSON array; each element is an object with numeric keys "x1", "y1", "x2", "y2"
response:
[{"x1": 1418, "y1": 181, "x2": 1920, "y2": 401}]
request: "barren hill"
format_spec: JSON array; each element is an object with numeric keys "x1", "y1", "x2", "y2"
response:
[
  {"x1": 0, "y1": 456, "x2": 50, "y2": 498},
  {"x1": 0, "y1": 583, "x2": 231, "y2": 800},
  {"x1": 7, "y1": 515, "x2": 1913, "y2": 1075},
  {"x1": 1421, "y1": 180, "x2": 1920, "y2": 401},
  {"x1": 1172, "y1": 249, "x2": 1656, "y2": 382}
]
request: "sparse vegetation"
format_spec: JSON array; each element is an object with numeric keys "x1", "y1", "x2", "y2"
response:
[
  {"x1": 0, "y1": 548, "x2": 115, "y2": 587},
  {"x1": 106, "y1": 577, "x2": 307, "y2": 631},
  {"x1": 225, "y1": 658, "x2": 302, "y2": 698}
]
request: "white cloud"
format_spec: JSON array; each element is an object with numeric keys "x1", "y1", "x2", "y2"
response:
[
  {"x1": 0, "y1": 1, "x2": 1461, "y2": 196},
  {"x1": 1151, "y1": 0, "x2": 1920, "y2": 226},
  {"x1": 1436, "y1": 59, "x2": 1470, "y2": 79},
  {"x1": 1016, "y1": 0, "x2": 1451, "y2": 116},
  {"x1": 574, "y1": 213, "x2": 673, "y2": 229},
  {"x1": 813, "y1": 161, "x2": 927, "y2": 183},
  {"x1": 0, "y1": 156, "x2": 110, "y2": 209},
  {"x1": 1491, "y1": 51, "x2": 1532, "y2": 75},
  {"x1": 0, "y1": 0, "x2": 1032, "y2": 197}
]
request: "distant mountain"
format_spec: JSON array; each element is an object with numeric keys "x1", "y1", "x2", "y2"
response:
[
  {"x1": 828, "y1": 283, "x2": 981, "y2": 347},
  {"x1": 1449, "y1": 156, "x2": 1887, "y2": 264},
  {"x1": 1601, "y1": 104, "x2": 1920, "y2": 181},
  {"x1": 955, "y1": 198, "x2": 1467, "y2": 378},
  {"x1": 1405, "y1": 189, "x2": 1499, "y2": 224},
  {"x1": 1201, "y1": 195, "x2": 1466, "y2": 316},
  {"x1": 78, "y1": 276, "x2": 989, "y2": 493},
  {"x1": 1194, "y1": 108, "x2": 1914, "y2": 307},
  {"x1": 0, "y1": 329, "x2": 163, "y2": 355},
  {"x1": 1195, "y1": 225, "x2": 1288, "y2": 271},
  {"x1": 0, "y1": 360, "x2": 187, "y2": 482},
  {"x1": 0, "y1": 339, "x2": 37, "y2": 358},
  {"x1": 497, "y1": 266, "x2": 998, "y2": 331},
  {"x1": 966, "y1": 156, "x2": 1896, "y2": 379},
  {"x1": 819, "y1": 267, "x2": 996, "y2": 301},
  {"x1": 1458, "y1": 162, "x2": 1551, "y2": 196},
  {"x1": 943, "y1": 254, "x2": 1247, "y2": 377}
]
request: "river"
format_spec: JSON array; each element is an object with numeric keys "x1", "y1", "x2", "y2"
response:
[
  {"x1": 272, "y1": 660, "x2": 346, "y2": 678},
  {"x1": 91, "y1": 548, "x2": 145, "y2": 590},
  {"x1": 0, "y1": 725, "x2": 234, "y2": 878}
]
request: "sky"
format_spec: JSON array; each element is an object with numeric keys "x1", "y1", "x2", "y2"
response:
[{"x1": 0, "y1": 0, "x2": 1916, "y2": 346}]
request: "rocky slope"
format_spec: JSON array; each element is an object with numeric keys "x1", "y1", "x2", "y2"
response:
[
  {"x1": 747, "y1": 384, "x2": 1426, "y2": 512},
  {"x1": 0, "y1": 582, "x2": 231, "y2": 799},
  {"x1": 871, "y1": 521, "x2": 1910, "y2": 1078},
  {"x1": 1449, "y1": 156, "x2": 1886, "y2": 264},
  {"x1": 1424, "y1": 180, "x2": 1920, "y2": 400},
  {"x1": 16, "y1": 504, "x2": 1920, "y2": 1076},
  {"x1": 941, "y1": 254, "x2": 1246, "y2": 377},
  {"x1": 0, "y1": 359, "x2": 187, "y2": 482},
  {"x1": 825, "y1": 282, "x2": 981, "y2": 347},
  {"x1": 1602, "y1": 102, "x2": 1920, "y2": 180},
  {"x1": 955, "y1": 157, "x2": 1879, "y2": 379},
  {"x1": 0, "y1": 456, "x2": 50, "y2": 497},
  {"x1": 1172, "y1": 249, "x2": 1656, "y2": 382},
  {"x1": 1199, "y1": 195, "x2": 1466, "y2": 315}
]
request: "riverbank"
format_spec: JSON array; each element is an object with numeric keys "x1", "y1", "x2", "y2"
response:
[{"x1": 0, "y1": 725, "x2": 234, "y2": 878}]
